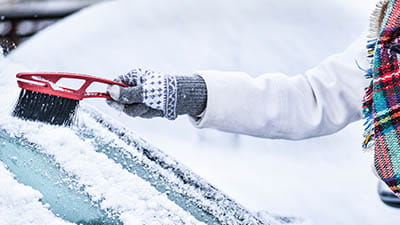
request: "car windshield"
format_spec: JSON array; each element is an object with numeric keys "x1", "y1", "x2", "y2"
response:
[{"x1": 0, "y1": 106, "x2": 270, "y2": 224}]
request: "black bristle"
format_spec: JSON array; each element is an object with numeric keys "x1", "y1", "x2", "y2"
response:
[{"x1": 12, "y1": 89, "x2": 79, "y2": 126}]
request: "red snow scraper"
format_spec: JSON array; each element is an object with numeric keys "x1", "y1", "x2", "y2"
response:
[{"x1": 12, "y1": 72, "x2": 129, "y2": 126}]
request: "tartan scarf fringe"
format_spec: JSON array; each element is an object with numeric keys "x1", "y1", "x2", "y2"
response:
[
  {"x1": 368, "y1": 0, "x2": 390, "y2": 39},
  {"x1": 361, "y1": 38, "x2": 375, "y2": 151},
  {"x1": 362, "y1": 0, "x2": 400, "y2": 196},
  {"x1": 362, "y1": 1, "x2": 389, "y2": 151},
  {"x1": 362, "y1": 69, "x2": 375, "y2": 151}
]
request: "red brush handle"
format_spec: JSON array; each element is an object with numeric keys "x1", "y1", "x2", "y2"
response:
[{"x1": 16, "y1": 72, "x2": 129, "y2": 100}]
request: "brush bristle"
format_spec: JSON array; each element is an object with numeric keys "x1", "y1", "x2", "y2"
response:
[{"x1": 12, "y1": 89, "x2": 79, "y2": 126}]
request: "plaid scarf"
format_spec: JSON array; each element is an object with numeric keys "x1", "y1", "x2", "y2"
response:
[{"x1": 363, "y1": 0, "x2": 400, "y2": 196}]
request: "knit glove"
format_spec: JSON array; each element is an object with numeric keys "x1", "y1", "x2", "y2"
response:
[{"x1": 106, "y1": 68, "x2": 207, "y2": 120}]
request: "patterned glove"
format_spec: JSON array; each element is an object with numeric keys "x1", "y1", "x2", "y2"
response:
[{"x1": 106, "y1": 68, "x2": 207, "y2": 120}]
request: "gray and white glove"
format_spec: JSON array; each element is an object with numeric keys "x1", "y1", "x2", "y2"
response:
[{"x1": 106, "y1": 68, "x2": 207, "y2": 120}]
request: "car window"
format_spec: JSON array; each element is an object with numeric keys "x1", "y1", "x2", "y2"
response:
[{"x1": 0, "y1": 106, "x2": 267, "y2": 225}]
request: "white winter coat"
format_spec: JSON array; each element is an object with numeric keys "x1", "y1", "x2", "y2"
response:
[{"x1": 193, "y1": 33, "x2": 369, "y2": 140}]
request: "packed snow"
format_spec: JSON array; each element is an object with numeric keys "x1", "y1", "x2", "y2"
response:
[{"x1": 2, "y1": 0, "x2": 400, "y2": 224}]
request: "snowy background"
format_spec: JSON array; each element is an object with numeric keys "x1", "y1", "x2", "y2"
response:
[{"x1": 2, "y1": 0, "x2": 400, "y2": 224}]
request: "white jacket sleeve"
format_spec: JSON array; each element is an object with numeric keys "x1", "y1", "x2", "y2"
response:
[{"x1": 191, "y1": 34, "x2": 370, "y2": 140}]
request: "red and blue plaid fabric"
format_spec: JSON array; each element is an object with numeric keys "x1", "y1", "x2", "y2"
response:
[{"x1": 363, "y1": 0, "x2": 400, "y2": 196}]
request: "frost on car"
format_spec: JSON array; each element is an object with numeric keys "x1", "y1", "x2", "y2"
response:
[{"x1": 0, "y1": 106, "x2": 302, "y2": 225}]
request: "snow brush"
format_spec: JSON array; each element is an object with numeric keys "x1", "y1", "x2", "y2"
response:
[{"x1": 12, "y1": 72, "x2": 129, "y2": 126}]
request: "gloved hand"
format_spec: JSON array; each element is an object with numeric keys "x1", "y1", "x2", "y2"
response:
[{"x1": 106, "y1": 68, "x2": 207, "y2": 120}]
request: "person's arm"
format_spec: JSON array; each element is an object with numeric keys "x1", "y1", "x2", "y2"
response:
[
  {"x1": 107, "y1": 33, "x2": 368, "y2": 140},
  {"x1": 191, "y1": 33, "x2": 369, "y2": 140}
]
